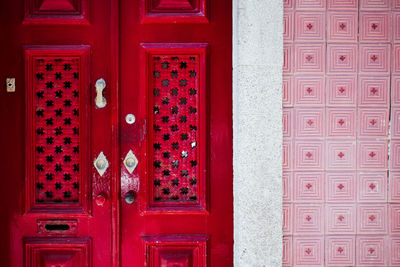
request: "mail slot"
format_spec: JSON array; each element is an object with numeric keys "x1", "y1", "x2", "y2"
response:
[{"x1": 37, "y1": 219, "x2": 78, "y2": 235}]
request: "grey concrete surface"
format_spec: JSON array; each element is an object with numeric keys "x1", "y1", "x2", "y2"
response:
[{"x1": 233, "y1": 0, "x2": 283, "y2": 266}]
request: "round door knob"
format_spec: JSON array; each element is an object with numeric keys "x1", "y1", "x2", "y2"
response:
[
  {"x1": 95, "y1": 193, "x2": 106, "y2": 206},
  {"x1": 125, "y1": 114, "x2": 135, "y2": 124},
  {"x1": 124, "y1": 192, "x2": 135, "y2": 204},
  {"x1": 125, "y1": 157, "x2": 136, "y2": 168},
  {"x1": 96, "y1": 159, "x2": 107, "y2": 170}
]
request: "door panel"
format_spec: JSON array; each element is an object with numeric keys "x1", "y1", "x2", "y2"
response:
[
  {"x1": 0, "y1": 0, "x2": 113, "y2": 266},
  {"x1": 120, "y1": 0, "x2": 232, "y2": 266},
  {"x1": 139, "y1": 43, "x2": 208, "y2": 212},
  {"x1": 23, "y1": 0, "x2": 89, "y2": 24},
  {"x1": 142, "y1": 235, "x2": 207, "y2": 267},
  {"x1": 141, "y1": 0, "x2": 208, "y2": 23},
  {"x1": 24, "y1": 237, "x2": 92, "y2": 267},
  {"x1": 24, "y1": 46, "x2": 91, "y2": 214}
]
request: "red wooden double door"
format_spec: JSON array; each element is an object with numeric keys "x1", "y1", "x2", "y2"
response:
[{"x1": 0, "y1": 0, "x2": 232, "y2": 266}]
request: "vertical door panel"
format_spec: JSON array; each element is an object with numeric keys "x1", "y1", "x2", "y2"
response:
[
  {"x1": 120, "y1": 0, "x2": 232, "y2": 266},
  {"x1": 0, "y1": 0, "x2": 113, "y2": 266},
  {"x1": 139, "y1": 43, "x2": 208, "y2": 213},
  {"x1": 24, "y1": 46, "x2": 91, "y2": 214}
]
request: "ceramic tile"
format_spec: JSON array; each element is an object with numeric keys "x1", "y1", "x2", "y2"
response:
[
  {"x1": 326, "y1": 75, "x2": 357, "y2": 106},
  {"x1": 360, "y1": 12, "x2": 390, "y2": 42},
  {"x1": 326, "y1": 172, "x2": 356, "y2": 202},
  {"x1": 295, "y1": 12, "x2": 326, "y2": 41},
  {"x1": 327, "y1": 12, "x2": 358, "y2": 42},
  {"x1": 327, "y1": 44, "x2": 358, "y2": 73},
  {"x1": 326, "y1": 108, "x2": 356, "y2": 137}
]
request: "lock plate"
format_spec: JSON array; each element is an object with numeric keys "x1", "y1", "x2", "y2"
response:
[{"x1": 6, "y1": 78, "x2": 15, "y2": 92}]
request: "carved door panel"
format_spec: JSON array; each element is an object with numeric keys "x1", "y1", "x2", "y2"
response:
[
  {"x1": 119, "y1": 0, "x2": 233, "y2": 266},
  {"x1": 0, "y1": 0, "x2": 114, "y2": 266}
]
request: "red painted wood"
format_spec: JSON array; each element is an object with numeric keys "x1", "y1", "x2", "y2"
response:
[
  {"x1": 142, "y1": 0, "x2": 208, "y2": 23},
  {"x1": 24, "y1": 237, "x2": 92, "y2": 266},
  {"x1": 0, "y1": 0, "x2": 113, "y2": 266},
  {"x1": 24, "y1": 0, "x2": 89, "y2": 24},
  {"x1": 139, "y1": 43, "x2": 208, "y2": 213},
  {"x1": 109, "y1": 0, "x2": 121, "y2": 265},
  {"x1": 143, "y1": 235, "x2": 208, "y2": 267},
  {"x1": 1, "y1": 0, "x2": 232, "y2": 265},
  {"x1": 24, "y1": 45, "x2": 91, "y2": 214},
  {"x1": 120, "y1": 0, "x2": 232, "y2": 266}
]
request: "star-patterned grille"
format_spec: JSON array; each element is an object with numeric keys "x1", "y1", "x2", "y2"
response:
[
  {"x1": 152, "y1": 55, "x2": 199, "y2": 202},
  {"x1": 34, "y1": 57, "x2": 80, "y2": 203}
]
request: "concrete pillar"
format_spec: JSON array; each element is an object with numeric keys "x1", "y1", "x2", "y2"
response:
[{"x1": 233, "y1": 0, "x2": 283, "y2": 266}]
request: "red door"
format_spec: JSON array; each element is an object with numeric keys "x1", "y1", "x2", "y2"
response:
[
  {"x1": 0, "y1": 0, "x2": 232, "y2": 266},
  {"x1": 119, "y1": 1, "x2": 232, "y2": 266}
]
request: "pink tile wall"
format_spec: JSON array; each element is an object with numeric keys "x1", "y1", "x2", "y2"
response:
[{"x1": 283, "y1": 0, "x2": 400, "y2": 266}]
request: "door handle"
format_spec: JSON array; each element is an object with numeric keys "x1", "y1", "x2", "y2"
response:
[{"x1": 95, "y1": 78, "x2": 107, "y2": 108}]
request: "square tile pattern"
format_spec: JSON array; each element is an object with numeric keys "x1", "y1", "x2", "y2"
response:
[{"x1": 283, "y1": 1, "x2": 400, "y2": 266}]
